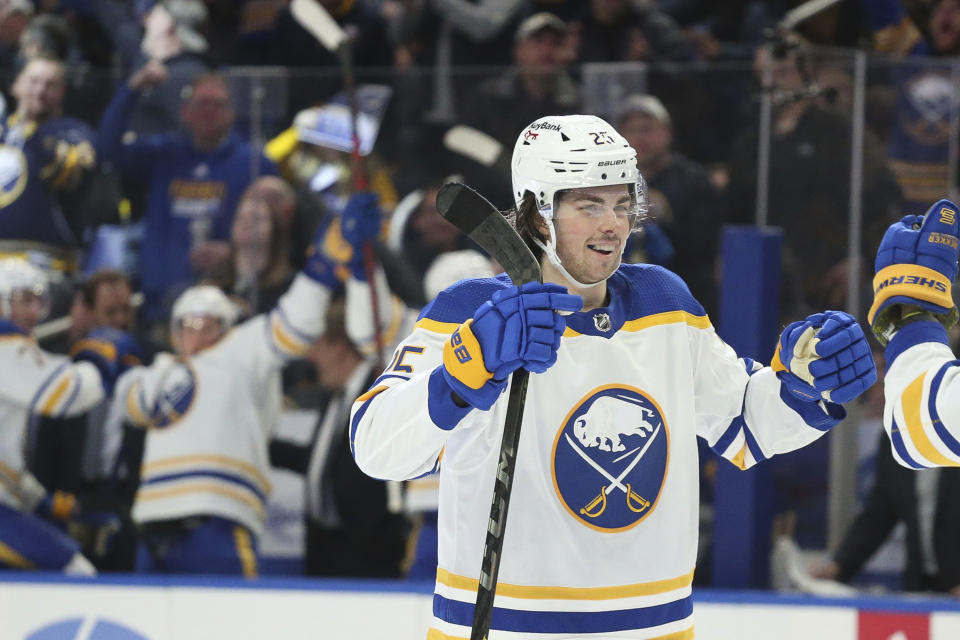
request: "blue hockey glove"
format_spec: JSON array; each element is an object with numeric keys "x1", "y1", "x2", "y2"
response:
[
  {"x1": 303, "y1": 217, "x2": 349, "y2": 290},
  {"x1": 868, "y1": 199, "x2": 960, "y2": 345},
  {"x1": 440, "y1": 282, "x2": 582, "y2": 410},
  {"x1": 340, "y1": 192, "x2": 383, "y2": 281},
  {"x1": 772, "y1": 310, "x2": 877, "y2": 404},
  {"x1": 642, "y1": 221, "x2": 674, "y2": 265},
  {"x1": 71, "y1": 328, "x2": 141, "y2": 396}
]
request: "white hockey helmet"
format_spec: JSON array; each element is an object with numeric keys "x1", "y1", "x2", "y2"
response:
[
  {"x1": 511, "y1": 114, "x2": 648, "y2": 287},
  {"x1": 0, "y1": 257, "x2": 49, "y2": 319},
  {"x1": 170, "y1": 285, "x2": 238, "y2": 336},
  {"x1": 424, "y1": 249, "x2": 496, "y2": 301}
]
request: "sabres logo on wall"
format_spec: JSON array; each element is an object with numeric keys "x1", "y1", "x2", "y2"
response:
[
  {"x1": 149, "y1": 360, "x2": 197, "y2": 429},
  {"x1": 551, "y1": 385, "x2": 669, "y2": 532}
]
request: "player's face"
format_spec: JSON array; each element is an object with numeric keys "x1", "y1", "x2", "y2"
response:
[
  {"x1": 93, "y1": 282, "x2": 133, "y2": 331},
  {"x1": 12, "y1": 58, "x2": 65, "y2": 120},
  {"x1": 175, "y1": 315, "x2": 225, "y2": 356},
  {"x1": 551, "y1": 184, "x2": 633, "y2": 284},
  {"x1": 9, "y1": 289, "x2": 48, "y2": 332}
]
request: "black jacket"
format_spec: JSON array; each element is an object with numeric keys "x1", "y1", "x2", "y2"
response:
[{"x1": 834, "y1": 433, "x2": 960, "y2": 592}]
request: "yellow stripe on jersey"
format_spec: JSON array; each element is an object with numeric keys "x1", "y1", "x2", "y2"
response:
[
  {"x1": 233, "y1": 527, "x2": 258, "y2": 578},
  {"x1": 564, "y1": 310, "x2": 711, "y2": 337},
  {"x1": 355, "y1": 385, "x2": 389, "y2": 404},
  {"x1": 125, "y1": 381, "x2": 149, "y2": 427},
  {"x1": 38, "y1": 374, "x2": 73, "y2": 416},
  {"x1": 271, "y1": 315, "x2": 310, "y2": 356},
  {"x1": 0, "y1": 460, "x2": 19, "y2": 485},
  {"x1": 902, "y1": 373, "x2": 957, "y2": 467},
  {"x1": 0, "y1": 540, "x2": 34, "y2": 569},
  {"x1": 426, "y1": 625, "x2": 694, "y2": 640},
  {"x1": 136, "y1": 481, "x2": 266, "y2": 517},
  {"x1": 415, "y1": 318, "x2": 461, "y2": 334},
  {"x1": 623, "y1": 311, "x2": 711, "y2": 332},
  {"x1": 731, "y1": 442, "x2": 750, "y2": 470},
  {"x1": 435, "y1": 568, "x2": 695, "y2": 600},
  {"x1": 141, "y1": 456, "x2": 271, "y2": 494},
  {"x1": 426, "y1": 630, "x2": 467, "y2": 640}
]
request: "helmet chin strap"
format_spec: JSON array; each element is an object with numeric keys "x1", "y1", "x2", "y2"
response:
[{"x1": 533, "y1": 221, "x2": 611, "y2": 291}]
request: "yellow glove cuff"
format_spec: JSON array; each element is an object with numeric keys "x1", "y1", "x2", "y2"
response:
[
  {"x1": 443, "y1": 319, "x2": 494, "y2": 390},
  {"x1": 868, "y1": 264, "x2": 953, "y2": 324},
  {"x1": 51, "y1": 490, "x2": 76, "y2": 521}
]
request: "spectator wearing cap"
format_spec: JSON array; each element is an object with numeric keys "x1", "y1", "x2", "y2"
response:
[
  {"x1": 617, "y1": 94, "x2": 722, "y2": 315},
  {"x1": 460, "y1": 12, "x2": 580, "y2": 152},
  {"x1": 86, "y1": 0, "x2": 212, "y2": 136},
  {"x1": 573, "y1": 0, "x2": 693, "y2": 63}
]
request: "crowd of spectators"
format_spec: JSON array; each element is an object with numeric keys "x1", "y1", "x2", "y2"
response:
[{"x1": 1, "y1": 0, "x2": 959, "y2": 593}]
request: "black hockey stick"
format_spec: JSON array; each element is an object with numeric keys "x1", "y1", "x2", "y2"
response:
[{"x1": 435, "y1": 182, "x2": 541, "y2": 640}]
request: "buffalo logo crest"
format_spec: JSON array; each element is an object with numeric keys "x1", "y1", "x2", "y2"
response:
[{"x1": 552, "y1": 385, "x2": 669, "y2": 532}]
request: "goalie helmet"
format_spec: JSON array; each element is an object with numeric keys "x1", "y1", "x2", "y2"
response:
[
  {"x1": 511, "y1": 114, "x2": 648, "y2": 287},
  {"x1": 0, "y1": 257, "x2": 49, "y2": 319},
  {"x1": 170, "y1": 285, "x2": 238, "y2": 336}
]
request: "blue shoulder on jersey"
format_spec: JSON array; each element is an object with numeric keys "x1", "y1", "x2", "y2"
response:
[
  {"x1": 617, "y1": 263, "x2": 707, "y2": 320},
  {"x1": 0, "y1": 318, "x2": 27, "y2": 336},
  {"x1": 417, "y1": 274, "x2": 512, "y2": 324}
]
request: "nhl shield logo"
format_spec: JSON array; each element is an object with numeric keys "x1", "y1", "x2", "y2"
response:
[
  {"x1": 551, "y1": 385, "x2": 669, "y2": 532},
  {"x1": 593, "y1": 312, "x2": 612, "y2": 332}
]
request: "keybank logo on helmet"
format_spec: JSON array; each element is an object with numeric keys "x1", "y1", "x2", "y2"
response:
[
  {"x1": 529, "y1": 122, "x2": 561, "y2": 131},
  {"x1": 597, "y1": 160, "x2": 626, "y2": 167}
]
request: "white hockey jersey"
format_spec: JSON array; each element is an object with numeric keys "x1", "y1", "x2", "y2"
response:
[
  {"x1": 350, "y1": 264, "x2": 845, "y2": 640},
  {"x1": 0, "y1": 321, "x2": 105, "y2": 510},
  {"x1": 115, "y1": 274, "x2": 343, "y2": 537},
  {"x1": 881, "y1": 321, "x2": 960, "y2": 468}
]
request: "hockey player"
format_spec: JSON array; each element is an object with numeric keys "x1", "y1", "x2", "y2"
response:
[
  {"x1": 0, "y1": 258, "x2": 135, "y2": 574},
  {"x1": 350, "y1": 115, "x2": 878, "y2": 639},
  {"x1": 112, "y1": 192, "x2": 390, "y2": 576},
  {"x1": 868, "y1": 198, "x2": 960, "y2": 469}
]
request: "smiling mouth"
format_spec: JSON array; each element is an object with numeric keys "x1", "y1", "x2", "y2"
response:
[{"x1": 587, "y1": 242, "x2": 618, "y2": 256}]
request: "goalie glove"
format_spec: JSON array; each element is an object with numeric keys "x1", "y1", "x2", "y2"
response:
[
  {"x1": 868, "y1": 199, "x2": 960, "y2": 345},
  {"x1": 772, "y1": 310, "x2": 877, "y2": 404}
]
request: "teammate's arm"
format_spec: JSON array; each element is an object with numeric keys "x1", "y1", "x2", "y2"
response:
[{"x1": 870, "y1": 199, "x2": 960, "y2": 468}]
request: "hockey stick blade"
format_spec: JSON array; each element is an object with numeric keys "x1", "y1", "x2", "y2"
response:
[
  {"x1": 436, "y1": 182, "x2": 541, "y2": 285},
  {"x1": 436, "y1": 181, "x2": 541, "y2": 640},
  {"x1": 290, "y1": 0, "x2": 347, "y2": 52}
]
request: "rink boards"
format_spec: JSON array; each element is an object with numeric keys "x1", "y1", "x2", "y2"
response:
[{"x1": 1, "y1": 574, "x2": 958, "y2": 640}]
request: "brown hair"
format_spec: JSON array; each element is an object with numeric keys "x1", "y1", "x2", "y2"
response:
[
  {"x1": 80, "y1": 269, "x2": 130, "y2": 308},
  {"x1": 506, "y1": 191, "x2": 547, "y2": 259}
]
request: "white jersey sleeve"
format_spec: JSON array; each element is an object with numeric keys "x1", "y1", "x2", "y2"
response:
[
  {"x1": 880, "y1": 320, "x2": 960, "y2": 468},
  {"x1": 344, "y1": 271, "x2": 410, "y2": 358},
  {"x1": 692, "y1": 326, "x2": 844, "y2": 470},
  {"x1": 0, "y1": 334, "x2": 104, "y2": 418}
]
